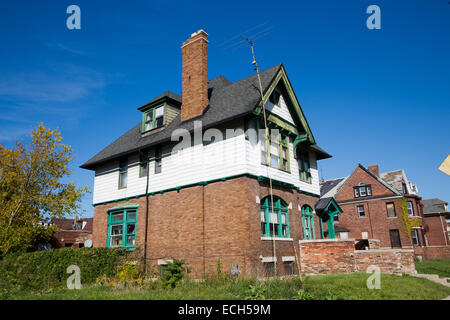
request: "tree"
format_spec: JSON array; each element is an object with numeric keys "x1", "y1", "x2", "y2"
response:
[{"x1": 0, "y1": 123, "x2": 89, "y2": 253}]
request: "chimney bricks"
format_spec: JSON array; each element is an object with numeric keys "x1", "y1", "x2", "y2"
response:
[{"x1": 368, "y1": 164, "x2": 380, "y2": 177}]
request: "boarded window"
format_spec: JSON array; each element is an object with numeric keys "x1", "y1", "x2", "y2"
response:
[
  {"x1": 389, "y1": 229, "x2": 402, "y2": 248},
  {"x1": 386, "y1": 202, "x2": 396, "y2": 217}
]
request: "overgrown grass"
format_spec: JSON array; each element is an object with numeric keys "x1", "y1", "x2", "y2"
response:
[
  {"x1": 415, "y1": 259, "x2": 450, "y2": 278},
  {"x1": 6, "y1": 273, "x2": 450, "y2": 300}
]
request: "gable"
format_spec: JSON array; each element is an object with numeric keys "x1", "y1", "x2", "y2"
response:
[
  {"x1": 253, "y1": 65, "x2": 315, "y2": 146},
  {"x1": 334, "y1": 165, "x2": 399, "y2": 202}
]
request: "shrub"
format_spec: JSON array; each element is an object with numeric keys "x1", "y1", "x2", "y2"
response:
[
  {"x1": 160, "y1": 259, "x2": 186, "y2": 288},
  {"x1": 0, "y1": 247, "x2": 128, "y2": 292}
]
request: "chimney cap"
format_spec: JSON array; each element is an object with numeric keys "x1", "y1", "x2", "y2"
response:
[{"x1": 191, "y1": 29, "x2": 208, "y2": 37}]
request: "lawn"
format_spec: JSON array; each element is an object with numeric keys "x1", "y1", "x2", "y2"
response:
[
  {"x1": 415, "y1": 259, "x2": 450, "y2": 278},
  {"x1": 5, "y1": 273, "x2": 450, "y2": 300}
]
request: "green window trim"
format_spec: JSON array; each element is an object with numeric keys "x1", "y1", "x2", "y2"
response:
[
  {"x1": 139, "y1": 151, "x2": 149, "y2": 178},
  {"x1": 260, "y1": 196, "x2": 290, "y2": 238},
  {"x1": 298, "y1": 152, "x2": 311, "y2": 184},
  {"x1": 301, "y1": 205, "x2": 315, "y2": 240},
  {"x1": 154, "y1": 146, "x2": 162, "y2": 174},
  {"x1": 141, "y1": 105, "x2": 165, "y2": 133},
  {"x1": 106, "y1": 208, "x2": 137, "y2": 250},
  {"x1": 261, "y1": 131, "x2": 291, "y2": 173},
  {"x1": 118, "y1": 159, "x2": 128, "y2": 189}
]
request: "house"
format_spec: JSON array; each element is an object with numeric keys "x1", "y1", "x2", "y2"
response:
[
  {"x1": 80, "y1": 30, "x2": 339, "y2": 277},
  {"x1": 320, "y1": 164, "x2": 425, "y2": 251},
  {"x1": 34, "y1": 216, "x2": 93, "y2": 251},
  {"x1": 421, "y1": 198, "x2": 450, "y2": 258}
]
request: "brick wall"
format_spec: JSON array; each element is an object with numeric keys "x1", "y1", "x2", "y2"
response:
[
  {"x1": 424, "y1": 215, "x2": 449, "y2": 246},
  {"x1": 354, "y1": 249, "x2": 415, "y2": 275}
]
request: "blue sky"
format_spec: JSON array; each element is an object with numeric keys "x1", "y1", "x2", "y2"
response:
[{"x1": 0, "y1": 0, "x2": 449, "y2": 217}]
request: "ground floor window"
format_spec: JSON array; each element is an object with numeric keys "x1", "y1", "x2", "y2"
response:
[
  {"x1": 107, "y1": 208, "x2": 137, "y2": 249},
  {"x1": 411, "y1": 228, "x2": 421, "y2": 246},
  {"x1": 263, "y1": 262, "x2": 275, "y2": 277},
  {"x1": 389, "y1": 229, "x2": 402, "y2": 248},
  {"x1": 301, "y1": 205, "x2": 315, "y2": 240},
  {"x1": 283, "y1": 261, "x2": 294, "y2": 275},
  {"x1": 260, "y1": 196, "x2": 289, "y2": 238}
]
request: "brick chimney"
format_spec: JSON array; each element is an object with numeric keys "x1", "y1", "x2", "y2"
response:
[
  {"x1": 368, "y1": 164, "x2": 380, "y2": 177},
  {"x1": 181, "y1": 29, "x2": 209, "y2": 122}
]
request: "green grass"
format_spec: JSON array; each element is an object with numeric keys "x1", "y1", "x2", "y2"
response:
[
  {"x1": 5, "y1": 273, "x2": 450, "y2": 300},
  {"x1": 415, "y1": 259, "x2": 450, "y2": 278}
]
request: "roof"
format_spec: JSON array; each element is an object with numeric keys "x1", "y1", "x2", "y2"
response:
[
  {"x1": 320, "y1": 178, "x2": 345, "y2": 196},
  {"x1": 380, "y1": 169, "x2": 406, "y2": 194},
  {"x1": 422, "y1": 198, "x2": 449, "y2": 214},
  {"x1": 52, "y1": 217, "x2": 93, "y2": 232},
  {"x1": 334, "y1": 225, "x2": 350, "y2": 233},
  {"x1": 81, "y1": 64, "x2": 331, "y2": 170}
]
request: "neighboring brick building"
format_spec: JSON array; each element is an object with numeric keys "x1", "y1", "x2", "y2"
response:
[
  {"x1": 81, "y1": 30, "x2": 337, "y2": 278},
  {"x1": 52, "y1": 217, "x2": 93, "y2": 248},
  {"x1": 320, "y1": 164, "x2": 425, "y2": 251},
  {"x1": 420, "y1": 199, "x2": 450, "y2": 259}
]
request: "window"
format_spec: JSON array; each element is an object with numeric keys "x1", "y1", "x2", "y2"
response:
[
  {"x1": 301, "y1": 205, "x2": 315, "y2": 240},
  {"x1": 155, "y1": 146, "x2": 162, "y2": 174},
  {"x1": 139, "y1": 151, "x2": 149, "y2": 178},
  {"x1": 118, "y1": 159, "x2": 128, "y2": 189},
  {"x1": 407, "y1": 201, "x2": 414, "y2": 216},
  {"x1": 284, "y1": 262, "x2": 294, "y2": 275},
  {"x1": 107, "y1": 208, "x2": 137, "y2": 249},
  {"x1": 386, "y1": 202, "x2": 396, "y2": 217},
  {"x1": 357, "y1": 205, "x2": 365, "y2": 218},
  {"x1": 411, "y1": 229, "x2": 420, "y2": 246},
  {"x1": 402, "y1": 183, "x2": 407, "y2": 195},
  {"x1": 263, "y1": 262, "x2": 275, "y2": 277},
  {"x1": 142, "y1": 106, "x2": 165, "y2": 132},
  {"x1": 298, "y1": 152, "x2": 312, "y2": 183},
  {"x1": 389, "y1": 229, "x2": 402, "y2": 248},
  {"x1": 260, "y1": 196, "x2": 289, "y2": 238},
  {"x1": 261, "y1": 131, "x2": 290, "y2": 172},
  {"x1": 353, "y1": 184, "x2": 372, "y2": 198},
  {"x1": 333, "y1": 214, "x2": 339, "y2": 222}
]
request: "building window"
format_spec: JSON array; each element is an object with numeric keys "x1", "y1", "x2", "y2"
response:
[
  {"x1": 139, "y1": 151, "x2": 148, "y2": 178},
  {"x1": 357, "y1": 205, "x2": 365, "y2": 218},
  {"x1": 301, "y1": 205, "x2": 315, "y2": 240},
  {"x1": 260, "y1": 196, "x2": 289, "y2": 238},
  {"x1": 333, "y1": 214, "x2": 339, "y2": 222},
  {"x1": 107, "y1": 208, "x2": 137, "y2": 249},
  {"x1": 402, "y1": 183, "x2": 407, "y2": 195},
  {"x1": 261, "y1": 131, "x2": 290, "y2": 172},
  {"x1": 263, "y1": 262, "x2": 275, "y2": 277},
  {"x1": 155, "y1": 146, "x2": 162, "y2": 174},
  {"x1": 411, "y1": 229, "x2": 420, "y2": 246},
  {"x1": 389, "y1": 229, "x2": 402, "y2": 248},
  {"x1": 386, "y1": 202, "x2": 396, "y2": 218},
  {"x1": 118, "y1": 159, "x2": 128, "y2": 189},
  {"x1": 353, "y1": 184, "x2": 372, "y2": 198},
  {"x1": 298, "y1": 152, "x2": 312, "y2": 183},
  {"x1": 284, "y1": 262, "x2": 294, "y2": 275},
  {"x1": 142, "y1": 105, "x2": 165, "y2": 132},
  {"x1": 407, "y1": 201, "x2": 414, "y2": 216},
  {"x1": 269, "y1": 90, "x2": 281, "y2": 106}
]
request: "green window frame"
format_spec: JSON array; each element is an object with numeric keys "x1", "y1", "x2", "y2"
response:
[
  {"x1": 298, "y1": 151, "x2": 311, "y2": 183},
  {"x1": 261, "y1": 131, "x2": 290, "y2": 172},
  {"x1": 260, "y1": 196, "x2": 290, "y2": 238},
  {"x1": 106, "y1": 208, "x2": 137, "y2": 250},
  {"x1": 142, "y1": 105, "x2": 165, "y2": 133},
  {"x1": 118, "y1": 159, "x2": 128, "y2": 189},
  {"x1": 269, "y1": 90, "x2": 281, "y2": 106},
  {"x1": 301, "y1": 205, "x2": 315, "y2": 240}
]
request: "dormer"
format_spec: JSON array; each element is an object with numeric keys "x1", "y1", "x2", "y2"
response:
[{"x1": 138, "y1": 92, "x2": 181, "y2": 136}]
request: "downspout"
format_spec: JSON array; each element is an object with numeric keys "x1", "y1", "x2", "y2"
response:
[{"x1": 143, "y1": 153, "x2": 150, "y2": 273}]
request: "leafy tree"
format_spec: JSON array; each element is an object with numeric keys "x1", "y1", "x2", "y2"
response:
[{"x1": 0, "y1": 123, "x2": 89, "y2": 253}]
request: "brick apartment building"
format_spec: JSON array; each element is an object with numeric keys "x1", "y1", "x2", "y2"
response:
[
  {"x1": 420, "y1": 198, "x2": 450, "y2": 258},
  {"x1": 80, "y1": 30, "x2": 340, "y2": 277},
  {"x1": 320, "y1": 164, "x2": 425, "y2": 250}
]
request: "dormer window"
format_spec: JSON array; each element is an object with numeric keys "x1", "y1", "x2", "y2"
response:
[
  {"x1": 269, "y1": 90, "x2": 281, "y2": 106},
  {"x1": 142, "y1": 105, "x2": 164, "y2": 132}
]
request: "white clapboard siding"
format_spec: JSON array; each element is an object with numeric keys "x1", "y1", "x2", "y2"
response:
[{"x1": 265, "y1": 95, "x2": 295, "y2": 125}]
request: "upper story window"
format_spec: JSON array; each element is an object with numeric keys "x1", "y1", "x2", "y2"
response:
[
  {"x1": 407, "y1": 201, "x2": 414, "y2": 216},
  {"x1": 298, "y1": 152, "x2": 311, "y2": 183},
  {"x1": 142, "y1": 105, "x2": 164, "y2": 132},
  {"x1": 269, "y1": 90, "x2": 281, "y2": 106},
  {"x1": 402, "y1": 183, "x2": 408, "y2": 194},
  {"x1": 357, "y1": 205, "x2": 365, "y2": 218},
  {"x1": 261, "y1": 132, "x2": 290, "y2": 172},
  {"x1": 118, "y1": 159, "x2": 128, "y2": 189},
  {"x1": 139, "y1": 150, "x2": 149, "y2": 178},
  {"x1": 353, "y1": 183, "x2": 372, "y2": 198},
  {"x1": 107, "y1": 208, "x2": 137, "y2": 249},
  {"x1": 155, "y1": 146, "x2": 162, "y2": 174},
  {"x1": 386, "y1": 202, "x2": 396, "y2": 218},
  {"x1": 260, "y1": 196, "x2": 289, "y2": 238}
]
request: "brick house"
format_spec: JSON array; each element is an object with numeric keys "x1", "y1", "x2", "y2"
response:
[
  {"x1": 420, "y1": 198, "x2": 450, "y2": 259},
  {"x1": 320, "y1": 164, "x2": 426, "y2": 251},
  {"x1": 80, "y1": 30, "x2": 340, "y2": 278}
]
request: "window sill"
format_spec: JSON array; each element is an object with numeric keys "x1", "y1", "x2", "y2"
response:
[{"x1": 261, "y1": 237, "x2": 293, "y2": 241}]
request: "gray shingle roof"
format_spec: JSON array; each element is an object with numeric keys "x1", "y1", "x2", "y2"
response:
[
  {"x1": 422, "y1": 198, "x2": 449, "y2": 214},
  {"x1": 81, "y1": 64, "x2": 282, "y2": 170},
  {"x1": 320, "y1": 178, "x2": 345, "y2": 197}
]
